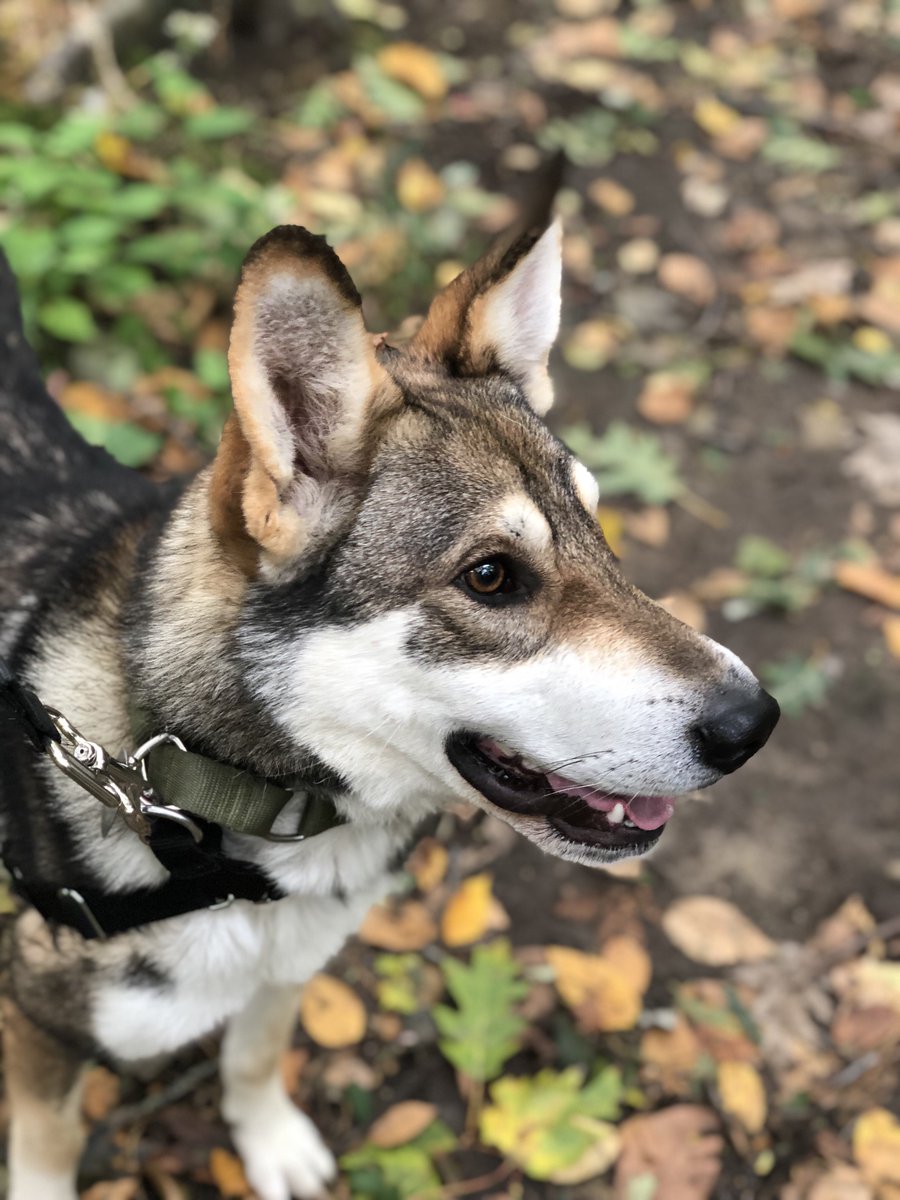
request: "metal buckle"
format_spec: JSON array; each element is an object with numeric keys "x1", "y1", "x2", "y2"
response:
[
  {"x1": 45, "y1": 710, "x2": 203, "y2": 845},
  {"x1": 57, "y1": 887, "x2": 107, "y2": 940}
]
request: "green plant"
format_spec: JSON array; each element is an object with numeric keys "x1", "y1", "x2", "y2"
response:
[{"x1": 561, "y1": 420, "x2": 685, "y2": 505}]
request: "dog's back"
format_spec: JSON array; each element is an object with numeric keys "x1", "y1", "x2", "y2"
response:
[{"x1": 0, "y1": 253, "x2": 161, "y2": 661}]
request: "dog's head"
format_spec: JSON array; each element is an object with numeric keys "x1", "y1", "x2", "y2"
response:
[{"x1": 209, "y1": 220, "x2": 778, "y2": 865}]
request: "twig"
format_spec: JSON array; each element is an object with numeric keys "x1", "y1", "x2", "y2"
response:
[
  {"x1": 676, "y1": 489, "x2": 729, "y2": 529},
  {"x1": 69, "y1": 0, "x2": 140, "y2": 110},
  {"x1": 103, "y1": 1058, "x2": 219, "y2": 1131},
  {"x1": 437, "y1": 1158, "x2": 517, "y2": 1198}
]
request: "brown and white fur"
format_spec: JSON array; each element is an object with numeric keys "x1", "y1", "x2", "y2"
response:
[{"x1": 0, "y1": 216, "x2": 778, "y2": 1200}]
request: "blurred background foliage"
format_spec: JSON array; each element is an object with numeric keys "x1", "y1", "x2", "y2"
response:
[{"x1": 2, "y1": 1, "x2": 900, "y2": 1198}]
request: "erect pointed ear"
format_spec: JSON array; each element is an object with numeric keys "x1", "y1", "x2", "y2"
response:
[
  {"x1": 210, "y1": 226, "x2": 389, "y2": 566},
  {"x1": 411, "y1": 218, "x2": 562, "y2": 415}
]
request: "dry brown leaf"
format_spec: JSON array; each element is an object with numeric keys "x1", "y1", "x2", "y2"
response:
[
  {"x1": 209, "y1": 1147, "x2": 250, "y2": 1198},
  {"x1": 377, "y1": 43, "x2": 447, "y2": 101},
  {"x1": 300, "y1": 974, "x2": 367, "y2": 1049},
  {"x1": 717, "y1": 1060, "x2": 767, "y2": 1134},
  {"x1": 618, "y1": 237, "x2": 659, "y2": 274},
  {"x1": 615, "y1": 1106, "x2": 723, "y2": 1200},
  {"x1": 407, "y1": 837, "x2": 449, "y2": 892},
  {"x1": 80, "y1": 1181, "x2": 140, "y2": 1200},
  {"x1": 624, "y1": 506, "x2": 670, "y2": 547},
  {"x1": 637, "y1": 372, "x2": 697, "y2": 424},
  {"x1": 60, "y1": 381, "x2": 130, "y2": 422},
  {"x1": 81, "y1": 1066, "x2": 121, "y2": 1122},
  {"x1": 854, "y1": 1109, "x2": 900, "y2": 1189},
  {"x1": 745, "y1": 305, "x2": 799, "y2": 354},
  {"x1": 546, "y1": 945, "x2": 643, "y2": 1033},
  {"x1": 663, "y1": 896, "x2": 775, "y2": 966},
  {"x1": 690, "y1": 567, "x2": 748, "y2": 603},
  {"x1": 883, "y1": 615, "x2": 900, "y2": 660},
  {"x1": 694, "y1": 96, "x2": 742, "y2": 138},
  {"x1": 589, "y1": 177, "x2": 635, "y2": 216},
  {"x1": 656, "y1": 592, "x2": 707, "y2": 633},
  {"x1": 441, "y1": 873, "x2": 494, "y2": 947},
  {"x1": 834, "y1": 561, "x2": 900, "y2": 610},
  {"x1": 808, "y1": 1164, "x2": 874, "y2": 1200},
  {"x1": 321, "y1": 1052, "x2": 378, "y2": 1093},
  {"x1": 368, "y1": 1101, "x2": 439, "y2": 1149},
  {"x1": 640, "y1": 1016, "x2": 704, "y2": 1094},
  {"x1": 359, "y1": 898, "x2": 438, "y2": 952},
  {"x1": 715, "y1": 117, "x2": 767, "y2": 161},
  {"x1": 396, "y1": 158, "x2": 445, "y2": 213},
  {"x1": 658, "y1": 253, "x2": 716, "y2": 306},
  {"x1": 280, "y1": 1047, "x2": 309, "y2": 1096}
]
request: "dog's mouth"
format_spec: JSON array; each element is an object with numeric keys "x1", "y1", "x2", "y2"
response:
[{"x1": 446, "y1": 733, "x2": 675, "y2": 856}]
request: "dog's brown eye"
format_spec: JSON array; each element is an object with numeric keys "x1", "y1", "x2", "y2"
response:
[{"x1": 465, "y1": 560, "x2": 508, "y2": 595}]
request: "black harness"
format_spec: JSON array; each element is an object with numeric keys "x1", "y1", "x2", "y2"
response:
[{"x1": 0, "y1": 656, "x2": 343, "y2": 940}]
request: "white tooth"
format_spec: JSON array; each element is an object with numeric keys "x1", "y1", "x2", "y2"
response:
[
  {"x1": 624, "y1": 819, "x2": 636, "y2": 829},
  {"x1": 608, "y1": 802, "x2": 625, "y2": 825}
]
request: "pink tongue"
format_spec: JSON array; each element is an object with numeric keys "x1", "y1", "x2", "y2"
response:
[{"x1": 544, "y1": 772, "x2": 674, "y2": 831}]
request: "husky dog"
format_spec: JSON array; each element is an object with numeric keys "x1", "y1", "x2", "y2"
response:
[{"x1": 0, "y1": 213, "x2": 778, "y2": 1200}]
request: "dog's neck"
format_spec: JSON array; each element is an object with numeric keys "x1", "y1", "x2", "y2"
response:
[{"x1": 121, "y1": 470, "x2": 343, "y2": 792}]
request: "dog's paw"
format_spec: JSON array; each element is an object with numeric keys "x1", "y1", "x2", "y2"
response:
[{"x1": 230, "y1": 1099, "x2": 337, "y2": 1200}]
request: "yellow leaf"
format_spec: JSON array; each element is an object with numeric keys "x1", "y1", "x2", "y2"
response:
[
  {"x1": 359, "y1": 898, "x2": 438, "y2": 951},
  {"x1": 884, "y1": 614, "x2": 900, "y2": 659},
  {"x1": 396, "y1": 157, "x2": 445, "y2": 213},
  {"x1": 694, "y1": 95, "x2": 742, "y2": 138},
  {"x1": 717, "y1": 1061, "x2": 767, "y2": 1134},
  {"x1": 300, "y1": 973, "x2": 367, "y2": 1048},
  {"x1": 209, "y1": 1147, "x2": 249, "y2": 1198},
  {"x1": 548, "y1": 1119, "x2": 621, "y2": 1183},
  {"x1": 834, "y1": 560, "x2": 900, "y2": 610},
  {"x1": 662, "y1": 896, "x2": 775, "y2": 966},
  {"x1": 441, "y1": 873, "x2": 494, "y2": 947},
  {"x1": 377, "y1": 42, "x2": 447, "y2": 101},
  {"x1": 368, "y1": 1100, "x2": 439, "y2": 1149},
  {"x1": 601, "y1": 935, "x2": 652, "y2": 995},
  {"x1": 597, "y1": 506, "x2": 625, "y2": 556},
  {"x1": 853, "y1": 326, "x2": 893, "y2": 356},
  {"x1": 407, "y1": 836, "x2": 449, "y2": 892},
  {"x1": 853, "y1": 1108, "x2": 900, "y2": 1187},
  {"x1": 546, "y1": 945, "x2": 643, "y2": 1032},
  {"x1": 95, "y1": 130, "x2": 131, "y2": 173}
]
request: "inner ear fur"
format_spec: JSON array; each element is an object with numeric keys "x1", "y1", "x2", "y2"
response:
[
  {"x1": 410, "y1": 218, "x2": 562, "y2": 415},
  {"x1": 210, "y1": 226, "x2": 390, "y2": 568}
]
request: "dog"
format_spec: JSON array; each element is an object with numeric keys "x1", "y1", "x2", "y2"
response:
[{"x1": 0, "y1": 209, "x2": 779, "y2": 1200}]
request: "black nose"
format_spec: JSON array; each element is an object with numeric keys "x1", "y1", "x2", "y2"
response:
[{"x1": 693, "y1": 686, "x2": 780, "y2": 775}]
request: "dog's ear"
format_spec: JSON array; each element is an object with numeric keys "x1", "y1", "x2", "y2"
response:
[
  {"x1": 211, "y1": 226, "x2": 389, "y2": 566},
  {"x1": 411, "y1": 217, "x2": 562, "y2": 415}
]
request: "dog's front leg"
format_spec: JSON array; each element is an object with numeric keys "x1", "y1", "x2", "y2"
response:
[
  {"x1": 221, "y1": 982, "x2": 337, "y2": 1200},
  {"x1": 2, "y1": 998, "x2": 85, "y2": 1200}
]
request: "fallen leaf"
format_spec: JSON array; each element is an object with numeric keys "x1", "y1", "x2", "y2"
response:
[
  {"x1": 625, "y1": 507, "x2": 670, "y2": 547},
  {"x1": 717, "y1": 1061, "x2": 767, "y2": 1134},
  {"x1": 843, "y1": 413, "x2": 900, "y2": 507},
  {"x1": 637, "y1": 371, "x2": 697, "y2": 424},
  {"x1": 81, "y1": 1066, "x2": 120, "y2": 1121},
  {"x1": 209, "y1": 1147, "x2": 249, "y2": 1198},
  {"x1": 396, "y1": 157, "x2": 445, "y2": 212},
  {"x1": 601, "y1": 935, "x2": 652, "y2": 995},
  {"x1": 589, "y1": 177, "x2": 635, "y2": 216},
  {"x1": 280, "y1": 1047, "x2": 309, "y2": 1095},
  {"x1": 377, "y1": 43, "x2": 447, "y2": 101},
  {"x1": 640, "y1": 1015, "x2": 704, "y2": 1094},
  {"x1": 369, "y1": 1101, "x2": 439, "y2": 1149},
  {"x1": 60, "y1": 381, "x2": 130, "y2": 422},
  {"x1": 359, "y1": 898, "x2": 438, "y2": 951},
  {"x1": 656, "y1": 592, "x2": 706, "y2": 632},
  {"x1": 80, "y1": 1181, "x2": 140, "y2": 1200},
  {"x1": 300, "y1": 973, "x2": 367, "y2": 1048},
  {"x1": 658, "y1": 253, "x2": 716, "y2": 306},
  {"x1": 663, "y1": 897, "x2": 775, "y2": 966},
  {"x1": 619, "y1": 237, "x2": 660, "y2": 275},
  {"x1": 745, "y1": 305, "x2": 799, "y2": 354},
  {"x1": 834, "y1": 560, "x2": 900, "y2": 610},
  {"x1": 808, "y1": 1164, "x2": 874, "y2": 1200},
  {"x1": 615, "y1": 1106, "x2": 723, "y2": 1200},
  {"x1": 441, "y1": 873, "x2": 494, "y2": 947},
  {"x1": 694, "y1": 95, "x2": 742, "y2": 138},
  {"x1": 593, "y1": 507, "x2": 624, "y2": 557},
  {"x1": 884, "y1": 615, "x2": 900, "y2": 660},
  {"x1": 321, "y1": 1051, "x2": 378, "y2": 1093},
  {"x1": 547, "y1": 944, "x2": 644, "y2": 1032},
  {"x1": 407, "y1": 837, "x2": 449, "y2": 892},
  {"x1": 853, "y1": 1109, "x2": 900, "y2": 1189}
]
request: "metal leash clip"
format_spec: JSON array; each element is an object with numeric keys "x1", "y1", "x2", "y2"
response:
[{"x1": 44, "y1": 709, "x2": 203, "y2": 845}]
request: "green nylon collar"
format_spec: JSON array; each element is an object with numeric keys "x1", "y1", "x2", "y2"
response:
[{"x1": 132, "y1": 709, "x2": 344, "y2": 840}]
